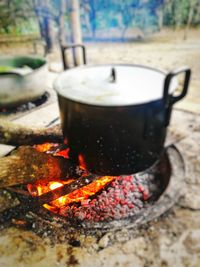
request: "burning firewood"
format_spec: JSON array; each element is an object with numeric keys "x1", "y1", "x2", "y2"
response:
[
  {"x1": 32, "y1": 174, "x2": 101, "y2": 205},
  {"x1": 0, "y1": 146, "x2": 77, "y2": 188},
  {"x1": 0, "y1": 173, "x2": 102, "y2": 225},
  {"x1": 0, "y1": 118, "x2": 63, "y2": 146}
]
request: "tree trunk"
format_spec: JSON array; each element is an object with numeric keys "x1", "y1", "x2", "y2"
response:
[
  {"x1": 43, "y1": 0, "x2": 55, "y2": 52},
  {"x1": 157, "y1": 7, "x2": 164, "y2": 31},
  {"x1": 32, "y1": 0, "x2": 43, "y2": 40},
  {"x1": 59, "y1": 0, "x2": 66, "y2": 45},
  {"x1": 184, "y1": 0, "x2": 195, "y2": 40},
  {"x1": 70, "y1": 0, "x2": 83, "y2": 65},
  {"x1": 32, "y1": 0, "x2": 55, "y2": 53}
]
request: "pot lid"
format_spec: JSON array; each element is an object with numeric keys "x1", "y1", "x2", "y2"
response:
[{"x1": 54, "y1": 65, "x2": 178, "y2": 106}]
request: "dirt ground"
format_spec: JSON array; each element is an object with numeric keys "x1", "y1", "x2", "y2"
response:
[
  {"x1": 0, "y1": 28, "x2": 200, "y2": 113},
  {"x1": 0, "y1": 29, "x2": 200, "y2": 267}
]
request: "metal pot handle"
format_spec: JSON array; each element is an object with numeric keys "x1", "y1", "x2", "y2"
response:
[
  {"x1": 61, "y1": 44, "x2": 87, "y2": 70},
  {"x1": 164, "y1": 67, "x2": 191, "y2": 105},
  {"x1": 163, "y1": 67, "x2": 191, "y2": 126}
]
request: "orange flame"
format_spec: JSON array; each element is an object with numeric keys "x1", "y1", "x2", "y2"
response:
[
  {"x1": 29, "y1": 143, "x2": 116, "y2": 213},
  {"x1": 34, "y1": 143, "x2": 57, "y2": 152},
  {"x1": 34, "y1": 143, "x2": 70, "y2": 159},
  {"x1": 78, "y1": 154, "x2": 87, "y2": 170},
  {"x1": 28, "y1": 176, "x2": 115, "y2": 212}
]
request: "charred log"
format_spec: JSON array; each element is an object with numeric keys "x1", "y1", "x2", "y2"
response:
[
  {"x1": 0, "y1": 119, "x2": 63, "y2": 146},
  {"x1": 0, "y1": 173, "x2": 100, "y2": 225},
  {"x1": 0, "y1": 146, "x2": 77, "y2": 188}
]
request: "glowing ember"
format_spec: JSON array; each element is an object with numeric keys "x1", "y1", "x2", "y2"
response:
[
  {"x1": 34, "y1": 143, "x2": 57, "y2": 152},
  {"x1": 34, "y1": 143, "x2": 70, "y2": 158},
  {"x1": 58, "y1": 174, "x2": 158, "y2": 222},
  {"x1": 54, "y1": 148, "x2": 70, "y2": 159},
  {"x1": 49, "y1": 181, "x2": 63, "y2": 190},
  {"x1": 28, "y1": 176, "x2": 115, "y2": 212},
  {"x1": 78, "y1": 154, "x2": 87, "y2": 170},
  {"x1": 27, "y1": 142, "x2": 161, "y2": 222},
  {"x1": 30, "y1": 143, "x2": 116, "y2": 212}
]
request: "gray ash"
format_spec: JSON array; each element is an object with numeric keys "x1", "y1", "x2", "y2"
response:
[{"x1": 0, "y1": 92, "x2": 49, "y2": 115}]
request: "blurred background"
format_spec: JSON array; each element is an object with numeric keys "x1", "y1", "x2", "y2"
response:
[
  {"x1": 0, "y1": 0, "x2": 199, "y2": 112},
  {"x1": 0, "y1": 0, "x2": 200, "y2": 43}
]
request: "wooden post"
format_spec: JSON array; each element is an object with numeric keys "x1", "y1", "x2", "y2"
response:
[
  {"x1": 184, "y1": 0, "x2": 195, "y2": 40},
  {"x1": 70, "y1": 0, "x2": 83, "y2": 65},
  {"x1": 32, "y1": 0, "x2": 55, "y2": 53},
  {"x1": 59, "y1": 0, "x2": 66, "y2": 45},
  {"x1": 156, "y1": 6, "x2": 164, "y2": 32},
  {"x1": 44, "y1": 0, "x2": 55, "y2": 52}
]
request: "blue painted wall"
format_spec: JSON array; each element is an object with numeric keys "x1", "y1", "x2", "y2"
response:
[{"x1": 79, "y1": 0, "x2": 164, "y2": 41}]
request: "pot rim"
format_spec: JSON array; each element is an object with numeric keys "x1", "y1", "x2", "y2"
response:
[
  {"x1": 54, "y1": 63, "x2": 175, "y2": 107},
  {"x1": 0, "y1": 55, "x2": 47, "y2": 77}
]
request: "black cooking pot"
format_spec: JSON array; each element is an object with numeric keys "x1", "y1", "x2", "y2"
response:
[{"x1": 54, "y1": 64, "x2": 191, "y2": 175}]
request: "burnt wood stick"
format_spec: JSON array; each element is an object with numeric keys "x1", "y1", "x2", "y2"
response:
[
  {"x1": 0, "y1": 146, "x2": 77, "y2": 188},
  {"x1": 0, "y1": 174, "x2": 100, "y2": 225},
  {"x1": 0, "y1": 118, "x2": 63, "y2": 146},
  {"x1": 36, "y1": 174, "x2": 100, "y2": 204}
]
